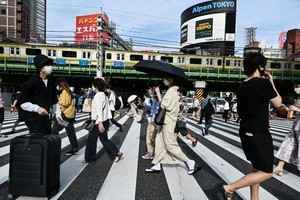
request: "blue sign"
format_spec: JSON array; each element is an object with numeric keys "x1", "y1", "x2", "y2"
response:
[
  {"x1": 192, "y1": 0, "x2": 235, "y2": 15},
  {"x1": 79, "y1": 59, "x2": 90, "y2": 67},
  {"x1": 27, "y1": 57, "x2": 34, "y2": 64},
  {"x1": 113, "y1": 61, "x2": 125, "y2": 69},
  {"x1": 55, "y1": 58, "x2": 66, "y2": 65}
]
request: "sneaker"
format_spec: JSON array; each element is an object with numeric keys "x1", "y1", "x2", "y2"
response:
[
  {"x1": 65, "y1": 149, "x2": 78, "y2": 155},
  {"x1": 186, "y1": 160, "x2": 195, "y2": 175},
  {"x1": 142, "y1": 153, "x2": 154, "y2": 160},
  {"x1": 145, "y1": 163, "x2": 161, "y2": 173}
]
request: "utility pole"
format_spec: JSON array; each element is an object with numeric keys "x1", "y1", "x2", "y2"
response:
[{"x1": 96, "y1": 8, "x2": 105, "y2": 78}]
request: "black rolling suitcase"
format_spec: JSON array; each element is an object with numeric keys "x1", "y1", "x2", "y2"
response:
[{"x1": 9, "y1": 134, "x2": 61, "y2": 198}]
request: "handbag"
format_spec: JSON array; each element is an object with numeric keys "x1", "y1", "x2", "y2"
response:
[
  {"x1": 155, "y1": 107, "x2": 166, "y2": 126},
  {"x1": 82, "y1": 119, "x2": 95, "y2": 132}
]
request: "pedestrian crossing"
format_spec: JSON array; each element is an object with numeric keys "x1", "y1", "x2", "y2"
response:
[{"x1": 0, "y1": 112, "x2": 299, "y2": 200}]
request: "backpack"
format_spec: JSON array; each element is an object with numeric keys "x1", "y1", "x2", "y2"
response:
[{"x1": 205, "y1": 100, "x2": 215, "y2": 116}]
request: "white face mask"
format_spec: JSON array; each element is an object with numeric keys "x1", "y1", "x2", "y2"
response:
[
  {"x1": 42, "y1": 65, "x2": 53, "y2": 75},
  {"x1": 56, "y1": 85, "x2": 60, "y2": 91},
  {"x1": 295, "y1": 88, "x2": 300, "y2": 94},
  {"x1": 92, "y1": 86, "x2": 96, "y2": 91},
  {"x1": 163, "y1": 79, "x2": 170, "y2": 87}
]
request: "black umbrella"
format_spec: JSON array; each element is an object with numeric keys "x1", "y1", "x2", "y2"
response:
[{"x1": 134, "y1": 60, "x2": 186, "y2": 80}]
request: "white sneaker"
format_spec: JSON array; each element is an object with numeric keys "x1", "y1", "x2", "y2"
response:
[
  {"x1": 142, "y1": 153, "x2": 154, "y2": 160},
  {"x1": 186, "y1": 160, "x2": 195, "y2": 175},
  {"x1": 145, "y1": 163, "x2": 161, "y2": 173}
]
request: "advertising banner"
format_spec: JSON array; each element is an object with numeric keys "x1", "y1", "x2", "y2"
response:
[
  {"x1": 75, "y1": 13, "x2": 111, "y2": 45},
  {"x1": 181, "y1": 25, "x2": 188, "y2": 43},
  {"x1": 195, "y1": 18, "x2": 213, "y2": 39}
]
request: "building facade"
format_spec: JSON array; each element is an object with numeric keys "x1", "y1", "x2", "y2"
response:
[{"x1": 0, "y1": 0, "x2": 46, "y2": 43}]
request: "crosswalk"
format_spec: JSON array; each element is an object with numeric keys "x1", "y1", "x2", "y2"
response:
[{"x1": 0, "y1": 112, "x2": 299, "y2": 200}]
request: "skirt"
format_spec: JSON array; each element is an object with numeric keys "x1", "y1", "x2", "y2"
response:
[
  {"x1": 276, "y1": 119, "x2": 300, "y2": 170},
  {"x1": 240, "y1": 130, "x2": 274, "y2": 173}
]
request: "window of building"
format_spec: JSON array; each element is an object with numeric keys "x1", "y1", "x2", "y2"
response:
[
  {"x1": 130, "y1": 54, "x2": 143, "y2": 61},
  {"x1": 62, "y1": 51, "x2": 77, "y2": 58},
  {"x1": 0, "y1": 47, "x2": 4, "y2": 54},
  {"x1": 270, "y1": 62, "x2": 281, "y2": 69},
  {"x1": 190, "y1": 58, "x2": 202, "y2": 65},
  {"x1": 26, "y1": 48, "x2": 41, "y2": 56},
  {"x1": 161, "y1": 56, "x2": 173, "y2": 63},
  {"x1": 0, "y1": 8, "x2": 6, "y2": 15},
  {"x1": 106, "y1": 53, "x2": 112, "y2": 60}
]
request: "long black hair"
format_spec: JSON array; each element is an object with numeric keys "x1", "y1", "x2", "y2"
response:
[{"x1": 243, "y1": 52, "x2": 267, "y2": 76}]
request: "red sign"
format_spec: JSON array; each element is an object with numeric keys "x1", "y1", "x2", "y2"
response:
[
  {"x1": 75, "y1": 13, "x2": 111, "y2": 45},
  {"x1": 279, "y1": 32, "x2": 287, "y2": 49}
]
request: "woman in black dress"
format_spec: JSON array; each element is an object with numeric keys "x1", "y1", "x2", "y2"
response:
[{"x1": 223, "y1": 52, "x2": 288, "y2": 200}]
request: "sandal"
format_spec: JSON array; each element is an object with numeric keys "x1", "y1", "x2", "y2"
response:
[
  {"x1": 221, "y1": 186, "x2": 234, "y2": 200},
  {"x1": 192, "y1": 139, "x2": 198, "y2": 147}
]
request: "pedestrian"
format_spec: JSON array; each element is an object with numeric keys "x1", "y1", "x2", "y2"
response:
[
  {"x1": 146, "y1": 77, "x2": 199, "y2": 175},
  {"x1": 77, "y1": 93, "x2": 84, "y2": 113},
  {"x1": 19, "y1": 55, "x2": 57, "y2": 135},
  {"x1": 201, "y1": 98, "x2": 215, "y2": 136},
  {"x1": 52, "y1": 79, "x2": 78, "y2": 155},
  {"x1": 223, "y1": 52, "x2": 288, "y2": 200},
  {"x1": 0, "y1": 87, "x2": 4, "y2": 138},
  {"x1": 142, "y1": 86, "x2": 160, "y2": 160},
  {"x1": 199, "y1": 92, "x2": 209, "y2": 124},
  {"x1": 223, "y1": 97, "x2": 230, "y2": 122},
  {"x1": 274, "y1": 94, "x2": 300, "y2": 176},
  {"x1": 107, "y1": 86, "x2": 123, "y2": 132},
  {"x1": 232, "y1": 101, "x2": 238, "y2": 121},
  {"x1": 85, "y1": 78, "x2": 124, "y2": 163},
  {"x1": 10, "y1": 91, "x2": 24, "y2": 135}
]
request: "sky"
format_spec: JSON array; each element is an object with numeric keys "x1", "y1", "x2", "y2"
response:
[{"x1": 47, "y1": 0, "x2": 300, "y2": 51}]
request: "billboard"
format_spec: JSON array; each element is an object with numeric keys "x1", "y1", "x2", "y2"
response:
[
  {"x1": 75, "y1": 13, "x2": 111, "y2": 45},
  {"x1": 180, "y1": 0, "x2": 236, "y2": 55},
  {"x1": 195, "y1": 18, "x2": 213, "y2": 39},
  {"x1": 278, "y1": 32, "x2": 287, "y2": 49}
]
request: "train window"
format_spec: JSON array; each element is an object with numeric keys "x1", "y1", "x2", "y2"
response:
[
  {"x1": 47, "y1": 50, "x2": 51, "y2": 57},
  {"x1": 83, "y1": 52, "x2": 86, "y2": 59},
  {"x1": 161, "y1": 56, "x2": 173, "y2": 63},
  {"x1": 53, "y1": 50, "x2": 56, "y2": 57},
  {"x1": 294, "y1": 64, "x2": 300, "y2": 70},
  {"x1": 270, "y1": 62, "x2": 281, "y2": 69},
  {"x1": 87, "y1": 52, "x2": 91, "y2": 59},
  {"x1": 0, "y1": 46, "x2": 4, "y2": 54},
  {"x1": 217, "y1": 59, "x2": 222, "y2": 66},
  {"x1": 148, "y1": 55, "x2": 151, "y2": 60},
  {"x1": 121, "y1": 54, "x2": 125, "y2": 60},
  {"x1": 182, "y1": 57, "x2": 185, "y2": 63},
  {"x1": 26, "y1": 48, "x2": 41, "y2": 56},
  {"x1": 226, "y1": 60, "x2": 231, "y2": 66},
  {"x1": 106, "y1": 53, "x2": 112, "y2": 60},
  {"x1": 178, "y1": 57, "x2": 181, "y2": 63},
  {"x1": 117, "y1": 54, "x2": 120, "y2": 60},
  {"x1": 153, "y1": 56, "x2": 156, "y2": 61},
  {"x1": 210, "y1": 59, "x2": 213, "y2": 65},
  {"x1": 16, "y1": 48, "x2": 20, "y2": 55},
  {"x1": 284, "y1": 63, "x2": 291, "y2": 69},
  {"x1": 62, "y1": 50, "x2": 77, "y2": 58},
  {"x1": 10, "y1": 48, "x2": 14, "y2": 55},
  {"x1": 190, "y1": 58, "x2": 202, "y2": 65},
  {"x1": 130, "y1": 54, "x2": 143, "y2": 61}
]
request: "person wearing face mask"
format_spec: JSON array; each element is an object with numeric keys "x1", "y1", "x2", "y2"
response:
[
  {"x1": 146, "y1": 77, "x2": 199, "y2": 175},
  {"x1": 19, "y1": 55, "x2": 57, "y2": 135},
  {"x1": 52, "y1": 79, "x2": 78, "y2": 155},
  {"x1": 274, "y1": 87, "x2": 300, "y2": 176}
]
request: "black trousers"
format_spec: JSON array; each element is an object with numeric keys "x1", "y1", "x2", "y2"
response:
[
  {"x1": 85, "y1": 120, "x2": 119, "y2": 162},
  {"x1": 110, "y1": 111, "x2": 122, "y2": 128},
  {"x1": 52, "y1": 118, "x2": 78, "y2": 151},
  {"x1": 25, "y1": 116, "x2": 51, "y2": 135}
]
